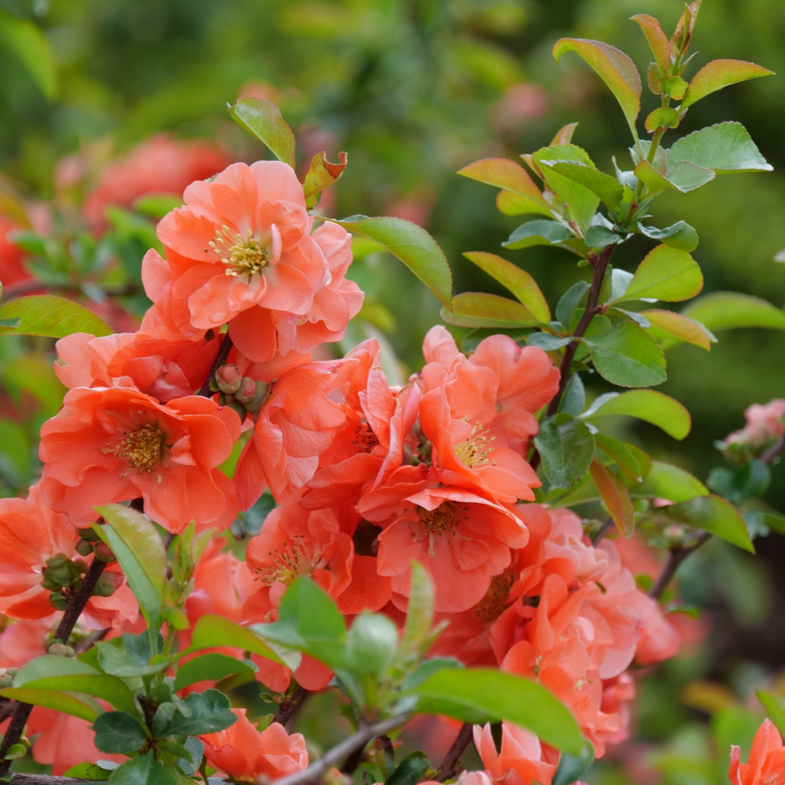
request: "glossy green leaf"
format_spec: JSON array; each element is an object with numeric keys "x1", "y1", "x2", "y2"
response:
[
  {"x1": 552, "y1": 738, "x2": 596, "y2": 785},
  {"x1": 630, "y1": 14, "x2": 670, "y2": 70},
  {"x1": 0, "y1": 10, "x2": 57, "y2": 98},
  {"x1": 441, "y1": 292, "x2": 539, "y2": 329},
  {"x1": 165, "y1": 689, "x2": 238, "y2": 737},
  {"x1": 642, "y1": 309, "x2": 716, "y2": 350},
  {"x1": 95, "y1": 642, "x2": 167, "y2": 679},
  {"x1": 345, "y1": 613, "x2": 399, "y2": 678},
  {"x1": 415, "y1": 668, "x2": 583, "y2": 755},
  {"x1": 386, "y1": 751, "x2": 430, "y2": 785},
  {"x1": 0, "y1": 296, "x2": 112, "y2": 338},
  {"x1": 548, "y1": 163, "x2": 624, "y2": 209},
  {"x1": 303, "y1": 152, "x2": 347, "y2": 209},
  {"x1": 229, "y1": 98, "x2": 296, "y2": 168},
  {"x1": 397, "y1": 562, "x2": 436, "y2": 667},
  {"x1": 189, "y1": 615, "x2": 285, "y2": 665},
  {"x1": 553, "y1": 39, "x2": 641, "y2": 138},
  {"x1": 528, "y1": 333, "x2": 573, "y2": 351},
  {"x1": 668, "y1": 122, "x2": 772, "y2": 174},
  {"x1": 63, "y1": 763, "x2": 112, "y2": 781},
  {"x1": 463, "y1": 252, "x2": 550, "y2": 321},
  {"x1": 16, "y1": 675, "x2": 139, "y2": 716},
  {"x1": 584, "y1": 224, "x2": 619, "y2": 250},
  {"x1": 681, "y1": 292, "x2": 785, "y2": 334},
  {"x1": 108, "y1": 753, "x2": 175, "y2": 785},
  {"x1": 645, "y1": 107, "x2": 680, "y2": 132},
  {"x1": 334, "y1": 215, "x2": 452, "y2": 307},
  {"x1": 173, "y1": 653, "x2": 256, "y2": 692},
  {"x1": 582, "y1": 389, "x2": 691, "y2": 439},
  {"x1": 584, "y1": 323, "x2": 667, "y2": 387},
  {"x1": 658, "y1": 495, "x2": 754, "y2": 553},
  {"x1": 556, "y1": 281, "x2": 589, "y2": 325},
  {"x1": 682, "y1": 60, "x2": 774, "y2": 109},
  {"x1": 590, "y1": 459, "x2": 635, "y2": 536},
  {"x1": 534, "y1": 416, "x2": 595, "y2": 490},
  {"x1": 93, "y1": 711, "x2": 148, "y2": 754},
  {"x1": 0, "y1": 688, "x2": 98, "y2": 722},
  {"x1": 14, "y1": 654, "x2": 99, "y2": 685},
  {"x1": 636, "y1": 461, "x2": 708, "y2": 503},
  {"x1": 619, "y1": 245, "x2": 703, "y2": 303},
  {"x1": 634, "y1": 159, "x2": 715, "y2": 194},
  {"x1": 638, "y1": 221, "x2": 699, "y2": 252},
  {"x1": 503, "y1": 219, "x2": 573, "y2": 250},
  {"x1": 458, "y1": 158, "x2": 551, "y2": 216},
  {"x1": 594, "y1": 433, "x2": 648, "y2": 481}
]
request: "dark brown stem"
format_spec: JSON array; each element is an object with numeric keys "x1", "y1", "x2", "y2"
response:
[
  {"x1": 272, "y1": 687, "x2": 308, "y2": 729},
  {"x1": 760, "y1": 435, "x2": 785, "y2": 465},
  {"x1": 0, "y1": 698, "x2": 17, "y2": 724},
  {"x1": 591, "y1": 518, "x2": 614, "y2": 546},
  {"x1": 433, "y1": 723, "x2": 473, "y2": 782},
  {"x1": 197, "y1": 334, "x2": 234, "y2": 397},
  {"x1": 0, "y1": 558, "x2": 107, "y2": 775},
  {"x1": 648, "y1": 531, "x2": 710, "y2": 602}
]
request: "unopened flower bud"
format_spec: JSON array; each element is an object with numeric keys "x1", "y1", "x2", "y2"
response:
[
  {"x1": 0, "y1": 672, "x2": 13, "y2": 689},
  {"x1": 48, "y1": 642, "x2": 69, "y2": 657},
  {"x1": 93, "y1": 542, "x2": 116, "y2": 562},
  {"x1": 216, "y1": 364, "x2": 242, "y2": 394},
  {"x1": 75, "y1": 538, "x2": 93, "y2": 557},
  {"x1": 6, "y1": 668, "x2": 19, "y2": 678},
  {"x1": 92, "y1": 572, "x2": 123, "y2": 598},
  {"x1": 664, "y1": 525, "x2": 684, "y2": 548},
  {"x1": 234, "y1": 376, "x2": 258, "y2": 403},
  {"x1": 40, "y1": 576, "x2": 60, "y2": 592},
  {"x1": 44, "y1": 563, "x2": 76, "y2": 588},
  {"x1": 224, "y1": 396, "x2": 248, "y2": 419},
  {"x1": 79, "y1": 527, "x2": 102, "y2": 543},
  {"x1": 49, "y1": 592, "x2": 69, "y2": 611},
  {"x1": 45, "y1": 553, "x2": 70, "y2": 570},
  {"x1": 72, "y1": 559, "x2": 88, "y2": 575},
  {"x1": 237, "y1": 380, "x2": 269, "y2": 414}
]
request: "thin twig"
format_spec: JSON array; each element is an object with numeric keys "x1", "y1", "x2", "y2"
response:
[
  {"x1": 0, "y1": 698, "x2": 17, "y2": 724},
  {"x1": 197, "y1": 334, "x2": 234, "y2": 397},
  {"x1": 760, "y1": 435, "x2": 785, "y2": 465},
  {"x1": 591, "y1": 518, "x2": 614, "y2": 546},
  {"x1": 648, "y1": 531, "x2": 710, "y2": 602},
  {"x1": 74, "y1": 628, "x2": 109, "y2": 655},
  {"x1": 0, "y1": 558, "x2": 107, "y2": 776},
  {"x1": 272, "y1": 687, "x2": 308, "y2": 729},
  {"x1": 433, "y1": 723, "x2": 473, "y2": 782},
  {"x1": 530, "y1": 244, "x2": 617, "y2": 472},
  {"x1": 273, "y1": 712, "x2": 413, "y2": 785}
]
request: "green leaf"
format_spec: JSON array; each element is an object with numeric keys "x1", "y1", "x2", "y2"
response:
[
  {"x1": 636, "y1": 461, "x2": 708, "y2": 503},
  {"x1": 15, "y1": 675, "x2": 139, "y2": 717},
  {"x1": 630, "y1": 14, "x2": 670, "y2": 71},
  {"x1": 95, "y1": 642, "x2": 168, "y2": 679},
  {"x1": 14, "y1": 654, "x2": 100, "y2": 685},
  {"x1": 0, "y1": 296, "x2": 112, "y2": 338},
  {"x1": 229, "y1": 98, "x2": 296, "y2": 168},
  {"x1": 594, "y1": 433, "x2": 648, "y2": 481},
  {"x1": 386, "y1": 752, "x2": 430, "y2": 785},
  {"x1": 559, "y1": 373, "x2": 586, "y2": 416},
  {"x1": 334, "y1": 216, "x2": 452, "y2": 307},
  {"x1": 618, "y1": 245, "x2": 703, "y2": 304},
  {"x1": 462, "y1": 252, "x2": 551, "y2": 321},
  {"x1": 757, "y1": 692, "x2": 785, "y2": 738},
  {"x1": 645, "y1": 107, "x2": 680, "y2": 132},
  {"x1": 188, "y1": 615, "x2": 284, "y2": 665},
  {"x1": 584, "y1": 323, "x2": 667, "y2": 387},
  {"x1": 638, "y1": 222, "x2": 699, "y2": 252},
  {"x1": 173, "y1": 653, "x2": 256, "y2": 692},
  {"x1": 93, "y1": 711, "x2": 148, "y2": 754},
  {"x1": 681, "y1": 292, "x2": 785, "y2": 334},
  {"x1": 556, "y1": 281, "x2": 589, "y2": 325},
  {"x1": 132, "y1": 194, "x2": 183, "y2": 219},
  {"x1": 633, "y1": 159, "x2": 715, "y2": 195},
  {"x1": 0, "y1": 10, "x2": 56, "y2": 98},
  {"x1": 303, "y1": 152, "x2": 348, "y2": 209},
  {"x1": 552, "y1": 738, "x2": 595, "y2": 785},
  {"x1": 642, "y1": 310, "x2": 716, "y2": 350},
  {"x1": 0, "y1": 688, "x2": 98, "y2": 722},
  {"x1": 401, "y1": 658, "x2": 462, "y2": 692},
  {"x1": 458, "y1": 158, "x2": 551, "y2": 217},
  {"x1": 534, "y1": 416, "x2": 595, "y2": 490},
  {"x1": 584, "y1": 224, "x2": 620, "y2": 250},
  {"x1": 397, "y1": 562, "x2": 436, "y2": 668},
  {"x1": 527, "y1": 334, "x2": 573, "y2": 351},
  {"x1": 63, "y1": 763, "x2": 113, "y2": 781},
  {"x1": 548, "y1": 163, "x2": 624, "y2": 210},
  {"x1": 503, "y1": 219, "x2": 573, "y2": 250},
  {"x1": 581, "y1": 389, "x2": 691, "y2": 440},
  {"x1": 553, "y1": 39, "x2": 641, "y2": 139},
  {"x1": 108, "y1": 753, "x2": 175, "y2": 785},
  {"x1": 441, "y1": 293, "x2": 539, "y2": 329},
  {"x1": 345, "y1": 613, "x2": 398, "y2": 679},
  {"x1": 657, "y1": 495, "x2": 755, "y2": 553},
  {"x1": 165, "y1": 689, "x2": 238, "y2": 737},
  {"x1": 682, "y1": 60, "x2": 774, "y2": 110},
  {"x1": 668, "y1": 122, "x2": 772, "y2": 174},
  {"x1": 415, "y1": 668, "x2": 583, "y2": 755},
  {"x1": 589, "y1": 459, "x2": 635, "y2": 536}
]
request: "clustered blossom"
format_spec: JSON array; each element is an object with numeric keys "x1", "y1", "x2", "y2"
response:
[
  {"x1": 722, "y1": 399, "x2": 785, "y2": 462},
  {"x1": 0, "y1": 152, "x2": 687, "y2": 778}
]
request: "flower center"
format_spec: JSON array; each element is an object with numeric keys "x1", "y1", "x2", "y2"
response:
[
  {"x1": 209, "y1": 225, "x2": 271, "y2": 277},
  {"x1": 474, "y1": 571, "x2": 515, "y2": 622},
  {"x1": 255, "y1": 537, "x2": 315, "y2": 587},
  {"x1": 108, "y1": 424, "x2": 165, "y2": 475},
  {"x1": 354, "y1": 422, "x2": 380, "y2": 453},
  {"x1": 417, "y1": 502, "x2": 460, "y2": 538},
  {"x1": 455, "y1": 420, "x2": 496, "y2": 468}
]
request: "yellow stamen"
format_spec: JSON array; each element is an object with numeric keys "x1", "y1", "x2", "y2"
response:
[
  {"x1": 107, "y1": 424, "x2": 165, "y2": 475},
  {"x1": 455, "y1": 420, "x2": 496, "y2": 467},
  {"x1": 208, "y1": 225, "x2": 271, "y2": 277}
]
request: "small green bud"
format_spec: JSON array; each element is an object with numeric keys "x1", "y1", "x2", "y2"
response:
[
  {"x1": 93, "y1": 542, "x2": 116, "y2": 562},
  {"x1": 216, "y1": 364, "x2": 242, "y2": 394},
  {"x1": 72, "y1": 558, "x2": 89, "y2": 575},
  {"x1": 44, "y1": 564, "x2": 74, "y2": 587},
  {"x1": 0, "y1": 673, "x2": 14, "y2": 689},
  {"x1": 79, "y1": 527, "x2": 102, "y2": 543},
  {"x1": 45, "y1": 553, "x2": 70, "y2": 570},
  {"x1": 40, "y1": 576, "x2": 60, "y2": 592},
  {"x1": 48, "y1": 642, "x2": 69, "y2": 657},
  {"x1": 92, "y1": 572, "x2": 123, "y2": 598},
  {"x1": 49, "y1": 592, "x2": 69, "y2": 611},
  {"x1": 75, "y1": 538, "x2": 94, "y2": 557}
]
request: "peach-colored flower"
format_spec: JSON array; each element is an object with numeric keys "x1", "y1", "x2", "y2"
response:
[
  {"x1": 474, "y1": 722, "x2": 558, "y2": 785},
  {"x1": 38, "y1": 386, "x2": 241, "y2": 533},
  {"x1": 729, "y1": 719, "x2": 785, "y2": 785},
  {"x1": 201, "y1": 709, "x2": 308, "y2": 782}
]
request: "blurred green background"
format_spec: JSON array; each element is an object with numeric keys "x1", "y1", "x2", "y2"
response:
[{"x1": 1, "y1": 0, "x2": 785, "y2": 781}]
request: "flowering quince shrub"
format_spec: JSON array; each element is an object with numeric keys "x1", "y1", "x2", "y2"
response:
[{"x1": 1, "y1": 6, "x2": 785, "y2": 785}]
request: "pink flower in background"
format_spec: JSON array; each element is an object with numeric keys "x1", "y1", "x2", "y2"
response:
[{"x1": 729, "y1": 719, "x2": 785, "y2": 785}]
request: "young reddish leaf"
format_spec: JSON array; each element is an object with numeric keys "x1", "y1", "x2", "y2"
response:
[
  {"x1": 303, "y1": 151, "x2": 348, "y2": 209},
  {"x1": 670, "y1": 0, "x2": 702, "y2": 59},
  {"x1": 459, "y1": 159, "x2": 551, "y2": 216},
  {"x1": 0, "y1": 296, "x2": 112, "y2": 338},
  {"x1": 333, "y1": 215, "x2": 452, "y2": 307},
  {"x1": 463, "y1": 252, "x2": 551, "y2": 322},
  {"x1": 630, "y1": 14, "x2": 671, "y2": 71},
  {"x1": 682, "y1": 59, "x2": 774, "y2": 109},
  {"x1": 441, "y1": 292, "x2": 539, "y2": 328},
  {"x1": 660, "y1": 76, "x2": 688, "y2": 100},
  {"x1": 619, "y1": 244, "x2": 703, "y2": 303},
  {"x1": 550, "y1": 122, "x2": 579, "y2": 146},
  {"x1": 641, "y1": 309, "x2": 716, "y2": 350},
  {"x1": 229, "y1": 98, "x2": 296, "y2": 168},
  {"x1": 589, "y1": 459, "x2": 635, "y2": 537},
  {"x1": 553, "y1": 39, "x2": 642, "y2": 138}
]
